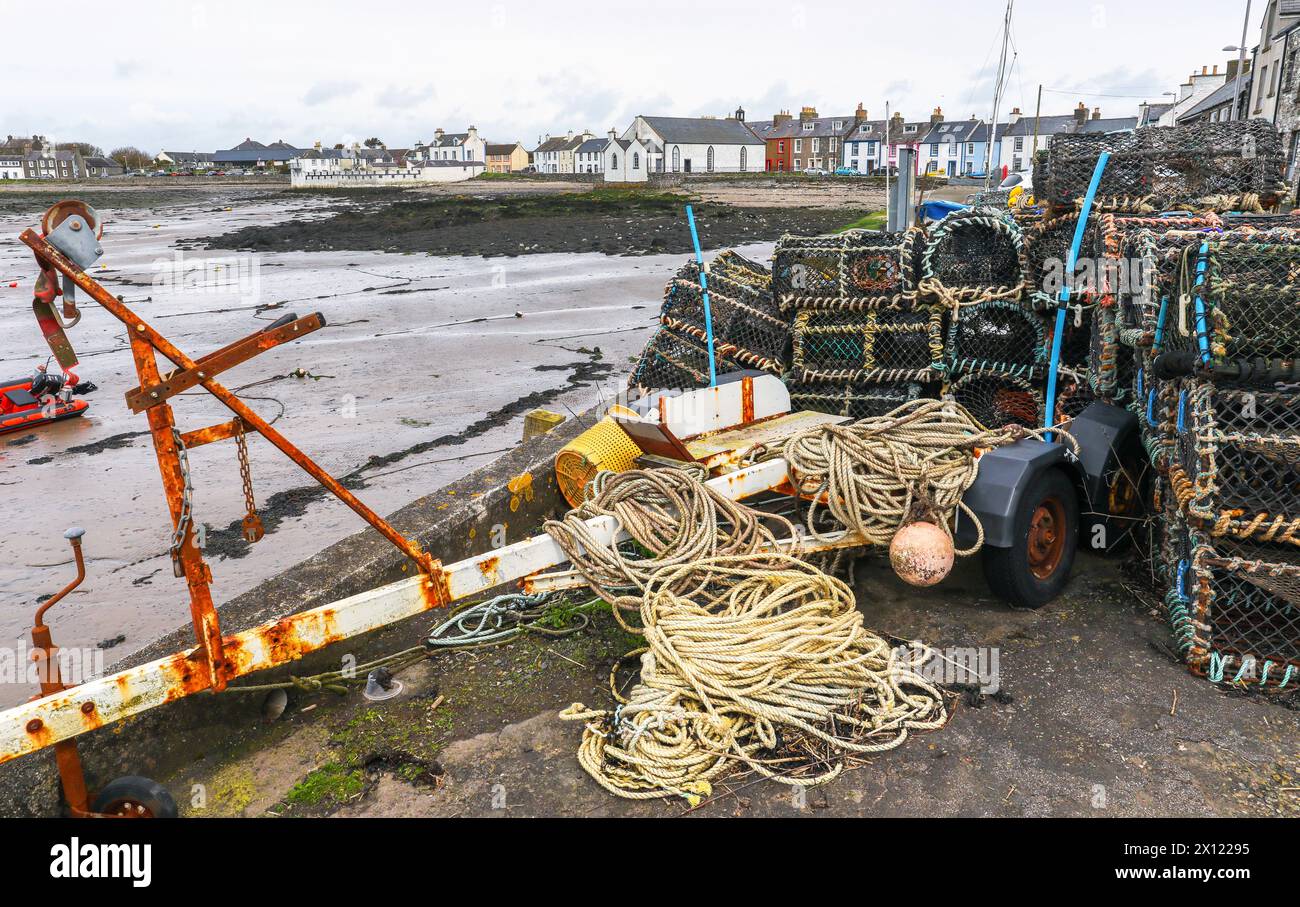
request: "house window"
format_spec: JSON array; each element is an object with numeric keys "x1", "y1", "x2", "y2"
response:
[
  {"x1": 611, "y1": 153, "x2": 618, "y2": 169},
  {"x1": 929, "y1": 143, "x2": 939, "y2": 156},
  {"x1": 672, "y1": 146, "x2": 680, "y2": 172},
  {"x1": 739, "y1": 147, "x2": 746, "y2": 171},
  {"x1": 812, "y1": 138, "x2": 820, "y2": 152},
  {"x1": 707, "y1": 146, "x2": 715, "y2": 171},
  {"x1": 778, "y1": 140, "x2": 784, "y2": 152},
  {"x1": 803, "y1": 122, "x2": 814, "y2": 131},
  {"x1": 633, "y1": 152, "x2": 640, "y2": 169},
  {"x1": 1013, "y1": 156, "x2": 1022, "y2": 171},
  {"x1": 829, "y1": 138, "x2": 836, "y2": 152},
  {"x1": 1014, "y1": 137, "x2": 1024, "y2": 151},
  {"x1": 967, "y1": 143, "x2": 975, "y2": 155},
  {"x1": 794, "y1": 139, "x2": 802, "y2": 153}
]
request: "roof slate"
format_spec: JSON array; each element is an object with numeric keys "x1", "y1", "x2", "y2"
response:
[{"x1": 639, "y1": 116, "x2": 765, "y2": 145}]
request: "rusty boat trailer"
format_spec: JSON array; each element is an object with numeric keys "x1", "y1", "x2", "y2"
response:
[{"x1": 0, "y1": 207, "x2": 846, "y2": 814}]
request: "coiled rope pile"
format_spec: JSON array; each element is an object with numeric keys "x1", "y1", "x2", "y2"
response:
[
  {"x1": 560, "y1": 554, "x2": 948, "y2": 800},
  {"x1": 774, "y1": 398, "x2": 1074, "y2": 555},
  {"x1": 544, "y1": 467, "x2": 798, "y2": 630},
  {"x1": 545, "y1": 399, "x2": 1078, "y2": 801}
]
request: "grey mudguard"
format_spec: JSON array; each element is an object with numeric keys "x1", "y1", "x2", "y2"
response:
[
  {"x1": 1067, "y1": 401, "x2": 1140, "y2": 520},
  {"x1": 955, "y1": 438, "x2": 1072, "y2": 549}
]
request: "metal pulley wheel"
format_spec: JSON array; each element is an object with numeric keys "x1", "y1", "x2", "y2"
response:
[{"x1": 41, "y1": 199, "x2": 103, "y2": 239}]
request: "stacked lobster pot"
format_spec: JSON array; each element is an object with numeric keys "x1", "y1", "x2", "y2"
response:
[
  {"x1": 1037, "y1": 120, "x2": 1288, "y2": 214},
  {"x1": 928, "y1": 208, "x2": 1041, "y2": 428},
  {"x1": 773, "y1": 228, "x2": 939, "y2": 418},
  {"x1": 1022, "y1": 212, "x2": 1099, "y2": 423},
  {"x1": 1148, "y1": 230, "x2": 1300, "y2": 690},
  {"x1": 628, "y1": 250, "x2": 786, "y2": 390}
]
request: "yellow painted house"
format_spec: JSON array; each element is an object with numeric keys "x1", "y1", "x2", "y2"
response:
[{"x1": 485, "y1": 142, "x2": 529, "y2": 173}]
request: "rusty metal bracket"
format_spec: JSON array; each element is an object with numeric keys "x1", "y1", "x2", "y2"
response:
[{"x1": 124, "y1": 312, "x2": 325, "y2": 412}]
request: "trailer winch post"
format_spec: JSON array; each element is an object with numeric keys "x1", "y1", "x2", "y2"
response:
[{"x1": 29, "y1": 528, "x2": 92, "y2": 816}]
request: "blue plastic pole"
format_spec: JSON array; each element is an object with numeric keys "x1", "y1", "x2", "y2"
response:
[
  {"x1": 1043, "y1": 150, "x2": 1110, "y2": 439},
  {"x1": 684, "y1": 204, "x2": 718, "y2": 386}
]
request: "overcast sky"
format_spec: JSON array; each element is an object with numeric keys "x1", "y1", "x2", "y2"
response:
[{"x1": 0, "y1": 0, "x2": 1265, "y2": 154}]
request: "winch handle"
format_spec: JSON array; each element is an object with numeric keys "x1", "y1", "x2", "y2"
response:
[{"x1": 35, "y1": 528, "x2": 87, "y2": 628}]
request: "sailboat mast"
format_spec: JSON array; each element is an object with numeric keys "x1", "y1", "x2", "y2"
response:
[{"x1": 984, "y1": 0, "x2": 1015, "y2": 191}]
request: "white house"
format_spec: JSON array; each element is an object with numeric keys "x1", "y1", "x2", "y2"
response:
[
  {"x1": 602, "y1": 132, "x2": 649, "y2": 182},
  {"x1": 574, "y1": 137, "x2": 606, "y2": 173},
  {"x1": 414, "y1": 159, "x2": 485, "y2": 182},
  {"x1": 0, "y1": 156, "x2": 23, "y2": 179},
  {"x1": 412, "y1": 127, "x2": 486, "y2": 164},
  {"x1": 623, "y1": 111, "x2": 764, "y2": 173},
  {"x1": 840, "y1": 118, "x2": 888, "y2": 174},
  {"x1": 533, "y1": 131, "x2": 590, "y2": 173},
  {"x1": 1158, "y1": 66, "x2": 1230, "y2": 126}
]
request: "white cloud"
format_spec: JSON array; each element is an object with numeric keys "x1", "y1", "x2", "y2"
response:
[{"x1": 0, "y1": 0, "x2": 1269, "y2": 153}]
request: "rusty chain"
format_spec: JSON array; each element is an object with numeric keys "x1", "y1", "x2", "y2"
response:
[
  {"x1": 235, "y1": 422, "x2": 264, "y2": 543},
  {"x1": 169, "y1": 428, "x2": 193, "y2": 576}
]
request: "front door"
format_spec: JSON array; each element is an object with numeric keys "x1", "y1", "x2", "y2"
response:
[
  {"x1": 947, "y1": 160, "x2": 955, "y2": 176},
  {"x1": 684, "y1": 159, "x2": 692, "y2": 173}
]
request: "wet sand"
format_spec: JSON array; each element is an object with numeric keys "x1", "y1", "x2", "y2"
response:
[{"x1": 0, "y1": 186, "x2": 776, "y2": 706}]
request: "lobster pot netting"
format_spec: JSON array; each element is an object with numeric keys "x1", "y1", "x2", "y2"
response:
[
  {"x1": 945, "y1": 299, "x2": 1047, "y2": 380},
  {"x1": 1160, "y1": 492, "x2": 1198, "y2": 659},
  {"x1": 1183, "y1": 236, "x2": 1300, "y2": 366},
  {"x1": 948, "y1": 372, "x2": 1042, "y2": 429},
  {"x1": 1169, "y1": 379, "x2": 1300, "y2": 545},
  {"x1": 773, "y1": 229, "x2": 921, "y2": 312},
  {"x1": 786, "y1": 378, "x2": 927, "y2": 420},
  {"x1": 1183, "y1": 533, "x2": 1300, "y2": 688},
  {"x1": 920, "y1": 208, "x2": 1028, "y2": 302},
  {"x1": 1118, "y1": 228, "x2": 1209, "y2": 348},
  {"x1": 1023, "y1": 213, "x2": 1097, "y2": 307},
  {"x1": 1087, "y1": 304, "x2": 1130, "y2": 401},
  {"x1": 790, "y1": 305, "x2": 945, "y2": 383},
  {"x1": 658, "y1": 250, "x2": 787, "y2": 376},
  {"x1": 629, "y1": 328, "x2": 748, "y2": 391},
  {"x1": 1133, "y1": 347, "x2": 1177, "y2": 470},
  {"x1": 1041, "y1": 120, "x2": 1288, "y2": 212}
]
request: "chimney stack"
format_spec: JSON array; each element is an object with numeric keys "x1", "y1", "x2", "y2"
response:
[
  {"x1": 1075, "y1": 102, "x2": 1088, "y2": 126},
  {"x1": 799, "y1": 106, "x2": 818, "y2": 122},
  {"x1": 1092, "y1": 106, "x2": 1101, "y2": 120},
  {"x1": 609, "y1": 128, "x2": 617, "y2": 141},
  {"x1": 931, "y1": 106, "x2": 944, "y2": 124},
  {"x1": 855, "y1": 102, "x2": 868, "y2": 122},
  {"x1": 773, "y1": 110, "x2": 793, "y2": 126},
  {"x1": 1008, "y1": 106, "x2": 1022, "y2": 125}
]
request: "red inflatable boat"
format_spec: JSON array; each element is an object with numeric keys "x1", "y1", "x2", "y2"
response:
[{"x1": 0, "y1": 372, "x2": 91, "y2": 436}]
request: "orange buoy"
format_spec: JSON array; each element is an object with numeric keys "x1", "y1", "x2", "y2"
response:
[{"x1": 889, "y1": 521, "x2": 954, "y2": 587}]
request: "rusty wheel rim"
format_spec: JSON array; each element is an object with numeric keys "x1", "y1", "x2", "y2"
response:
[
  {"x1": 99, "y1": 799, "x2": 154, "y2": 818},
  {"x1": 1027, "y1": 496, "x2": 1067, "y2": 581},
  {"x1": 1107, "y1": 468, "x2": 1140, "y2": 517}
]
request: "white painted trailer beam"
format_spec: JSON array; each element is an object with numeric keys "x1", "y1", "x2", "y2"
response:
[{"x1": 0, "y1": 458, "x2": 797, "y2": 766}]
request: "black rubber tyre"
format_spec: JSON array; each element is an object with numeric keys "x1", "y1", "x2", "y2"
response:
[
  {"x1": 91, "y1": 776, "x2": 178, "y2": 818},
  {"x1": 982, "y1": 468, "x2": 1078, "y2": 609}
]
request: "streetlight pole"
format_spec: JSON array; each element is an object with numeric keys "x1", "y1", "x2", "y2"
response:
[{"x1": 1230, "y1": 0, "x2": 1253, "y2": 121}]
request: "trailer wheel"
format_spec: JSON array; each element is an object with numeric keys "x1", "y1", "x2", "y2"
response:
[
  {"x1": 982, "y1": 468, "x2": 1078, "y2": 609},
  {"x1": 91, "y1": 776, "x2": 178, "y2": 818}
]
